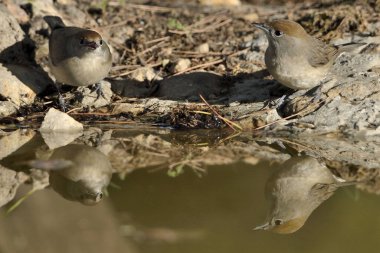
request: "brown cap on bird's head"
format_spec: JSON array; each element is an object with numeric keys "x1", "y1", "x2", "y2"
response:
[
  {"x1": 254, "y1": 217, "x2": 306, "y2": 234},
  {"x1": 81, "y1": 30, "x2": 103, "y2": 41},
  {"x1": 77, "y1": 30, "x2": 104, "y2": 50},
  {"x1": 253, "y1": 19, "x2": 309, "y2": 39},
  {"x1": 268, "y1": 20, "x2": 308, "y2": 38}
]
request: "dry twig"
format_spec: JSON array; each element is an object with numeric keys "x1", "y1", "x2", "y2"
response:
[{"x1": 199, "y1": 94, "x2": 242, "y2": 131}]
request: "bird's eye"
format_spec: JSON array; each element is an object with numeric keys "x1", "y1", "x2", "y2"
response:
[
  {"x1": 99, "y1": 40, "x2": 103, "y2": 45},
  {"x1": 274, "y1": 219, "x2": 283, "y2": 226},
  {"x1": 80, "y1": 38, "x2": 85, "y2": 45},
  {"x1": 273, "y1": 30, "x2": 283, "y2": 37}
]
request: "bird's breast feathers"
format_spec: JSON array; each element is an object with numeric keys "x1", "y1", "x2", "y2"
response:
[
  {"x1": 50, "y1": 53, "x2": 111, "y2": 86},
  {"x1": 265, "y1": 52, "x2": 329, "y2": 90}
]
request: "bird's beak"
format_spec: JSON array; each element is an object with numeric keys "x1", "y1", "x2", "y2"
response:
[
  {"x1": 253, "y1": 222, "x2": 270, "y2": 231},
  {"x1": 84, "y1": 41, "x2": 99, "y2": 50},
  {"x1": 252, "y1": 22, "x2": 270, "y2": 33}
]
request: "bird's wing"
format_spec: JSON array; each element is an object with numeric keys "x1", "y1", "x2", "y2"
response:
[
  {"x1": 49, "y1": 27, "x2": 83, "y2": 65},
  {"x1": 310, "y1": 183, "x2": 337, "y2": 201},
  {"x1": 307, "y1": 38, "x2": 338, "y2": 68}
]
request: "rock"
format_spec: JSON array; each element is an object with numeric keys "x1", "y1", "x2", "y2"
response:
[
  {"x1": 172, "y1": 58, "x2": 191, "y2": 73},
  {"x1": 3, "y1": 0, "x2": 29, "y2": 24},
  {"x1": 40, "y1": 108, "x2": 84, "y2": 133},
  {"x1": 0, "y1": 101, "x2": 18, "y2": 117},
  {"x1": 283, "y1": 52, "x2": 380, "y2": 133},
  {"x1": 0, "y1": 165, "x2": 29, "y2": 208},
  {"x1": 40, "y1": 131, "x2": 83, "y2": 150},
  {"x1": 130, "y1": 67, "x2": 161, "y2": 82},
  {"x1": 0, "y1": 63, "x2": 50, "y2": 108},
  {"x1": 0, "y1": 129, "x2": 36, "y2": 160},
  {"x1": 251, "y1": 108, "x2": 283, "y2": 129},
  {"x1": 196, "y1": 43, "x2": 209, "y2": 53},
  {"x1": 78, "y1": 81, "x2": 113, "y2": 108},
  {"x1": 0, "y1": 4, "x2": 25, "y2": 60},
  {"x1": 39, "y1": 108, "x2": 84, "y2": 149}
]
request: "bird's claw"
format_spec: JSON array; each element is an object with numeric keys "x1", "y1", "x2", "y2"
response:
[
  {"x1": 93, "y1": 83, "x2": 106, "y2": 100},
  {"x1": 58, "y1": 93, "x2": 67, "y2": 112}
]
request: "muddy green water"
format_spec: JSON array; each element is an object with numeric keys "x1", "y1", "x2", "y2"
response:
[{"x1": 0, "y1": 130, "x2": 379, "y2": 253}]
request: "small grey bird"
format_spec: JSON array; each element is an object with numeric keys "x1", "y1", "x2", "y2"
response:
[
  {"x1": 254, "y1": 156, "x2": 355, "y2": 234},
  {"x1": 44, "y1": 16, "x2": 112, "y2": 108},
  {"x1": 253, "y1": 20, "x2": 363, "y2": 90}
]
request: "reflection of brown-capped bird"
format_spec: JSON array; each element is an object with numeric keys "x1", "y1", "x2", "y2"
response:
[
  {"x1": 254, "y1": 156, "x2": 354, "y2": 234},
  {"x1": 44, "y1": 16, "x2": 112, "y2": 108},
  {"x1": 47, "y1": 144, "x2": 113, "y2": 205},
  {"x1": 253, "y1": 20, "x2": 364, "y2": 90}
]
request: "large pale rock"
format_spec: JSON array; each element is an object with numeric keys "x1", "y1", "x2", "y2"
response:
[
  {"x1": 0, "y1": 130, "x2": 36, "y2": 160},
  {"x1": 3, "y1": 0, "x2": 29, "y2": 24},
  {"x1": 0, "y1": 4, "x2": 24, "y2": 59},
  {"x1": 40, "y1": 108, "x2": 83, "y2": 147},
  {"x1": 0, "y1": 165, "x2": 29, "y2": 208},
  {"x1": 41, "y1": 131, "x2": 83, "y2": 150},
  {"x1": 286, "y1": 53, "x2": 380, "y2": 133},
  {"x1": 0, "y1": 64, "x2": 50, "y2": 107},
  {"x1": 40, "y1": 108, "x2": 83, "y2": 133}
]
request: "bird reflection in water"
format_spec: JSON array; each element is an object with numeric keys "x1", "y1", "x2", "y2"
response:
[
  {"x1": 32, "y1": 144, "x2": 113, "y2": 205},
  {"x1": 255, "y1": 156, "x2": 357, "y2": 234}
]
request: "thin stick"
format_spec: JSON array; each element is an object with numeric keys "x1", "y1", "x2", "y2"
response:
[
  {"x1": 66, "y1": 107, "x2": 82, "y2": 114},
  {"x1": 199, "y1": 94, "x2": 242, "y2": 131},
  {"x1": 68, "y1": 112, "x2": 114, "y2": 116},
  {"x1": 135, "y1": 40, "x2": 167, "y2": 57},
  {"x1": 145, "y1": 36, "x2": 171, "y2": 45},
  {"x1": 88, "y1": 120, "x2": 135, "y2": 124},
  {"x1": 190, "y1": 110, "x2": 212, "y2": 115},
  {"x1": 173, "y1": 59, "x2": 224, "y2": 76},
  {"x1": 124, "y1": 3, "x2": 175, "y2": 12}
]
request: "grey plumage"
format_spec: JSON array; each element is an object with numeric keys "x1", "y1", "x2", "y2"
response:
[
  {"x1": 254, "y1": 20, "x2": 365, "y2": 90},
  {"x1": 43, "y1": 15, "x2": 112, "y2": 87}
]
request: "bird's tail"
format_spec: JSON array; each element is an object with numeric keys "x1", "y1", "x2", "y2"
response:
[{"x1": 43, "y1": 15, "x2": 66, "y2": 30}]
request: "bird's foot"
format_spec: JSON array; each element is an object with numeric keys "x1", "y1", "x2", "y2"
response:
[
  {"x1": 311, "y1": 85, "x2": 322, "y2": 103},
  {"x1": 54, "y1": 82, "x2": 67, "y2": 112},
  {"x1": 93, "y1": 83, "x2": 106, "y2": 100},
  {"x1": 274, "y1": 94, "x2": 287, "y2": 109},
  {"x1": 58, "y1": 93, "x2": 67, "y2": 112}
]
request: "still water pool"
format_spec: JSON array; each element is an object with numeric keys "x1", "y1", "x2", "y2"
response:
[{"x1": 0, "y1": 129, "x2": 379, "y2": 253}]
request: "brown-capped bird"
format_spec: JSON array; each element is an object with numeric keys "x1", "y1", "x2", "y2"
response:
[
  {"x1": 254, "y1": 20, "x2": 363, "y2": 90},
  {"x1": 44, "y1": 16, "x2": 112, "y2": 108}
]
